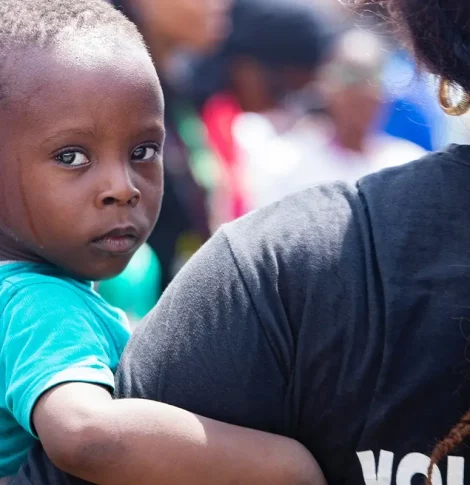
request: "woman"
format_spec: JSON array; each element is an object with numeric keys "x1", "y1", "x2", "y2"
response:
[{"x1": 13, "y1": 0, "x2": 470, "y2": 484}]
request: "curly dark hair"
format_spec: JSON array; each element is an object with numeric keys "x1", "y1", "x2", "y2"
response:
[
  {"x1": 0, "y1": 0, "x2": 144, "y2": 100},
  {"x1": 355, "y1": 0, "x2": 470, "y2": 92}
]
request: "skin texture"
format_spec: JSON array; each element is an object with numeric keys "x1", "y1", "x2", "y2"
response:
[
  {"x1": 34, "y1": 383, "x2": 326, "y2": 485},
  {"x1": 0, "y1": 35, "x2": 165, "y2": 280}
]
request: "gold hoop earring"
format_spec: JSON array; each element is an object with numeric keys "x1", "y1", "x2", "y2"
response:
[{"x1": 439, "y1": 79, "x2": 470, "y2": 116}]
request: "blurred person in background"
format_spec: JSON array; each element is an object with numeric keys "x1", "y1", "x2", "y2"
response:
[
  {"x1": 188, "y1": 0, "x2": 338, "y2": 220},
  {"x1": 242, "y1": 27, "x2": 425, "y2": 209},
  {"x1": 314, "y1": 29, "x2": 425, "y2": 173},
  {"x1": 111, "y1": 0, "x2": 231, "y2": 291},
  {"x1": 317, "y1": 0, "x2": 450, "y2": 151}
]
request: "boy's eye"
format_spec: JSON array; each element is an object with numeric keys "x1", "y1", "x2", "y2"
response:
[
  {"x1": 55, "y1": 151, "x2": 90, "y2": 167},
  {"x1": 132, "y1": 144, "x2": 159, "y2": 162}
]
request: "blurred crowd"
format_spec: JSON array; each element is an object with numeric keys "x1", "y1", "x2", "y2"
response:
[{"x1": 98, "y1": 0, "x2": 465, "y2": 324}]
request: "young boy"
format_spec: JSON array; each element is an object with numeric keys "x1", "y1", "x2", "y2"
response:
[{"x1": 0, "y1": 1, "x2": 325, "y2": 484}]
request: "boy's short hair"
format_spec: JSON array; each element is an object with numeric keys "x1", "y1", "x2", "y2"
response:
[{"x1": 0, "y1": 0, "x2": 145, "y2": 101}]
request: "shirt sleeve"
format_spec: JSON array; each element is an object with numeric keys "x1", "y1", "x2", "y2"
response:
[
  {"x1": 116, "y1": 226, "x2": 292, "y2": 435},
  {"x1": 115, "y1": 183, "x2": 366, "y2": 440},
  {"x1": 2, "y1": 282, "x2": 115, "y2": 437}
]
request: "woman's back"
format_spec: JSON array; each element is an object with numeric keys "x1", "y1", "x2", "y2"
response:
[
  {"x1": 112, "y1": 145, "x2": 470, "y2": 485},
  {"x1": 299, "y1": 145, "x2": 470, "y2": 483}
]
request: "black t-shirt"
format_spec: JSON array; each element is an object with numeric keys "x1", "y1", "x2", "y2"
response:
[{"x1": 12, "y1": 145, "x2": 470, "y2": 485}]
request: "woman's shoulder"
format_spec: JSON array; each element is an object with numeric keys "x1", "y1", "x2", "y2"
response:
[
  {"x1": 359, "y1": 144, "x2": 470, "y2": 196},
  {"x1": 221, "y1": 146, "x2": 467, "y2": 277},
  {"x1": 220, "y1": 182, "x2": 372, "y2": 330},
  {"x1": 357, "y1": 145, "x2": 470, "y2": 248},
  {"x1": 223, "y1": 181, "x2": 364, "y2": 258}
]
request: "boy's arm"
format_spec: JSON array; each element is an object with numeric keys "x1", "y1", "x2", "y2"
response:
[{"x1": 34, "y1": 382, "x2": 325, "y2": 485}]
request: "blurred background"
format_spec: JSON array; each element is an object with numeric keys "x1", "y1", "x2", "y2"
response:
[{"x1": 97, "y1": 0, "x2": 470, "y2": 326}]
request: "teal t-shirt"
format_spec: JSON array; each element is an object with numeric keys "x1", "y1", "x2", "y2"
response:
[{"x1": 0, "y1": 262, "x2": 131, "y2": 477}]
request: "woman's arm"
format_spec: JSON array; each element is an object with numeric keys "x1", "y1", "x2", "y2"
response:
[{"x1": 34, "y1": 382, "x2": 325, "y2": 485}]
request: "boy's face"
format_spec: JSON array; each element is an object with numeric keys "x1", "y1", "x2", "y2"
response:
[{"x1": 0, "y1": 35, "x2": 165, "y2": 280}]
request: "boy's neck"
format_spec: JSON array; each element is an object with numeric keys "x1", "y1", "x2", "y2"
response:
[{"x1": 0, "y1": 230, "x2": 43, "y2": 264}]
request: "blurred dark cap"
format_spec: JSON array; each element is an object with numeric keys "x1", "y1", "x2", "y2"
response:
[
  {"x1": 188, "y1": 0, "x2": 341, "y2": 106},
  {"x1": 225, "y1": 0, "x2": 339, "y2": 68}
]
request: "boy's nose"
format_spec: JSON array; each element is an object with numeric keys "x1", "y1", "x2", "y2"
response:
[
  {"x1": 97, "y1": 171, "x2": 141, "y2": 208},
  {"x1": 100, "y1": 191, "x2": 141, "y2": 208}
]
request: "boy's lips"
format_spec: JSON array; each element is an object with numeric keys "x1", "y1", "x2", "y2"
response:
[{"x1": 91, "y1": 226, "x2": 140, "y2": 255}]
